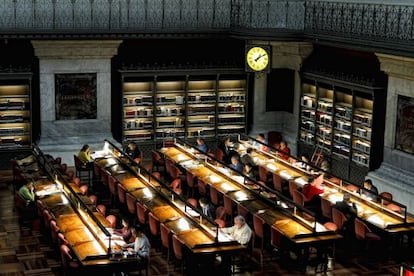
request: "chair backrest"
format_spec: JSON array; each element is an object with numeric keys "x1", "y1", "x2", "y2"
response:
[
  {"x1": 237, "y1": 203, "x2": 249, "y2": 220},
  {"x1": 73, "y1": 177, "x2": 81, "y2": 187},
  {"x1": 346, "y1": 184, "x2": 359, "y2": 192},
  {"x1": 321, "y1": 197, "x2": 333, "y2": 219},
  {"x1": 43, "y1": 209, "x2": 53, "y2": 231},
  {"x1": 117, "y1": 183, "x2": 127, "y2": 204},
  {"x1": 215, "y1": 147, "x2": 224, "y2": 162},
  {"x1": 100, "y1": 167, "x2": 109, "y2": 186},
  {"x1": 93, "y1": 162, "x2": 101, "y2": 178},
  {"x1": 106, "y1": 215, "x2": 117, "y2": 228},
  {"x1": 214, "y1": 219, "x2": 226, "y2": 228},
  {"x1": 386, "y1": 203, "x2": 402, "y2": 214},
  {"x1": 215, "y1": 206, "x2": 226, "y2": 220},
  {"x1": 210, "y1": 186, "x2": 220, "y2": 206},
  {"x1": 271, "y1": 225, "x2": 282, "y2": 248},
  {"x1": 79, "y1": 185, "x2": 89, "y2": 195},
  {"x1": 380, "y1": 192, "x2": 393, "y2": 205},
  {"x1": 60, "y1": 244, "x2": 79, "y2": 268},
  {"x1": 186, "y1": 170, "x2": 196, "y2": 188},
  {"x1": 253, "y1": 214, "x2": 265, "y2": 239},
  {"x1": 73, "y1": 155, "x2": 85, "y2": 170},
  {"x1": 148, "y1": 212, "x2": 160, "y2": 236},
  {"x1": 66, "y1": 170, "x2": 75, "y2": 180},
  {"x1": 152, "y1": 172, "x2": 161, "y2": 180},
  {"x1": 354, "y1": 218, "x2": 369, "y2": 240},
  {"x1": 151, "y1": 150, "x2": 163, "y2": 163},
  {"x1": 288, "y1": 180, "x2": 299, "y2": 197},
  {"x1": 272, "y1": 173, "x2": 283, "y2": 192},
  {"x1": 96, "y1": 204, "x2": 107, "y2": 216},
  {"x1": 160, "y1": 223, "x2": 171, "y2": 249},
  {"x1": 165, "y1": 158, "x2": 174, "y2": 178},
  {"x1": 57, "y1": 233, "x2": 69, "y2": 246},
  {"x1": 50, "y1": 220, "x2": 60, "y2": 243},
  {"x1": 292, "y1": 190, "x2": 306, "y2": 207},
  {"x1": 126, "y1": 193, "x2": 137, "y2": 215},
  {"x1": 88, "y1": 195, "x2": 98, "y2": 206},
  {"x1": 223, "y1": 194, "x2": 234, "y2": 216},
  {"x1": 108, "y1": 175, "x2": 118, "y2": 195},
  {"x1": 187, "y1": 198, "x2": 198, "y2": 208},
  {"x1": 36, "y1": 199, "x2": 45, "y2": 217},
  {"x1": 258, "y1": 166, "x2": 269, "y2": 183},
  {"x1": 197, "y1": 178, "x2": 208, "y2": 197},
  {"x1": 136, "y1": 202, "x2": 148, "y2": 225},
  {"x1": 172, "y1": 234, "x2": 184, "y2": 260},
  {"x1": 170, "y1": 178, "x2": 181, "y2": 190},
  {"x1": 332, "y1": 207, "x2": 348, "y2": 230}
]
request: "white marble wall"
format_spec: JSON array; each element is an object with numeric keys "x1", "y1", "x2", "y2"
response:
[
  {"x1": 369, "y1": 53, "x2": 414, "y2": 213},
  {"x1": 248, "y1": 41, "x2": 313, "y2": 155},
  {"x1": 32, "y1": 40, "x2": 122, "y2": 166}
]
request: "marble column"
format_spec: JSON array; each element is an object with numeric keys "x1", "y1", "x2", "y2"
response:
[
  {"x1": 368, "y1": 53, "x2": 414, "y2": 213},
  {"x1": 249, "y1": 41, "x2": 313, "y2": 155},
  {"x1": 32, "y1": 40, "x2": 122, "y2": 166}
]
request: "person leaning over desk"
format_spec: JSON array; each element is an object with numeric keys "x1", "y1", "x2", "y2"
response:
[
  {"x1": 221, "y1": 215, "x2": 252, "y2": 246},
  {"x1": 78, "y1": 144, "x2": 93, "y2": 165},
  {"x1": 18, "y1": 181, "x2": 36, "y2": 206},
  {"x1": 122, "y1": 224, "x2": 150, "y2": 261}
]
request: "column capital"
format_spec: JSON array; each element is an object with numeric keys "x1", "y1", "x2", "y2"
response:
[
  {"x1": 31, "y1": 40, "x2": 123, "y2": 59},
  {"x1": 376, "y1": 53, "x2": 414, "y2": 80}
]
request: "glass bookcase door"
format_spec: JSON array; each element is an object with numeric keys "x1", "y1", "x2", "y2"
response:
[
  {"x1": 122, "y1": 80, "x2": 154, "y2": 142},
  {"x1": 155, "y1": 78, "x2": 186, "y2": 141},
  {"x1": 0, "y1": 82, "x2": 31, "y2": 149},
  {"x1": 217, "y1": 78, "x2": 246, "y2": 137},
  {"x1": 186, "y1": 79, "x2": 217, "y2": 138},
  {"x1": 352, "y1": 95, "x2": 373, "y2": 167}
]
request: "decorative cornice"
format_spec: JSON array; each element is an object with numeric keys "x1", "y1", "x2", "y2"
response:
[{"x1": 376, "y1": 53, "x2": 414, "y2": 80}]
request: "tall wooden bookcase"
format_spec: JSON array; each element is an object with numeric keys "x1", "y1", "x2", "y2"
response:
[
  {"x1": 298, "y1": 73, "x2": 386, "y2": 184},
  {"x1": 0, "y1": 72, "x2": 32, "y2": 151},
  {"x1": 119, "y1": 70, "x2": 248, "y2": 147}
]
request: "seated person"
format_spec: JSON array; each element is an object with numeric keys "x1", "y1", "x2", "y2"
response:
[
  {"x1": 254, "y1": 133, "x2": 269, "y2": 152},
  {"x1": 240, "y1": 148, "x2": 256, "y2": 167},
  {"x1": 301, "y1": 174, "x2": 324, "y2": 202},
  {"x1": 18, "y1": 181, "x2": 35, "y2": 206},
  {"x1": 221, "y1": 215, "x2": 252, "y2": 246},
  {"x1": 295, "y1": 155, "x2": 311, "y2": 171},
  {"x1": 199, "y1": 197, "x2": 215, "y2": 220},
  {"x1": 277, "y1": 141, "x2": 291, "y2": 161},
  {"x1": 217, "y1": 136, "x2": 235, "y2": 164},
  {"x1": 122, "y1": 224, "x2": 150, "y2": 260},
  {"x1": 229, "y1": 154, "x2": 243, "y2": 173},
  {"x1": 360, "y1": 179, "x2": 378, "y2": 200},
  {"x1": 196, "y1": 137, "x2": 209, "y2": 153},
  {"x1": 113, "y1": 217, "x2": 133, "y2": 243},
  {"x1": 333, "y1": 193, "x2": 358, "y2": 231},
  {"x1": 78, "y1": 144, "x2": 93, "y2": 165},
  {"x1": 243, "y1": 163, "x2": 258, "y2": 181},
  {"x1": 125, "y1": 141, "x2": 141, "y2": 160}
]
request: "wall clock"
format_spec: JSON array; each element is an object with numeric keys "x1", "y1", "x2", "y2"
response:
[{"x1": 245, "y1": 45, "x2": 270, "y2": 72}]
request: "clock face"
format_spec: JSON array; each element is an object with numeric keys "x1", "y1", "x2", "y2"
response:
[{"x1": 246, "y1": 46, "x2": 270, "y2": 72}]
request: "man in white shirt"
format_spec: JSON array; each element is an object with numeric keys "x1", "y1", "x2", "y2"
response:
[{"x1": 222, "y1": 215, "x2": 252, "y2": 246}]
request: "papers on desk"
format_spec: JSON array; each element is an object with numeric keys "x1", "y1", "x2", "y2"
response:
[
  {"x1": 209, "y1": 175, "x2": 222, "y2": 184},
  {"x1": 366, "y1": 214, "x2": 385, "y2": 227},
  {"x1": 176, "y1": 154, "x2": 190, "y2": 162},
  {"x1": 279, "y1": 170, "x2": 293, "y2": 180},
  {"x1": 91, "y1": 150, "x2": 106, "y2": 159},
  {"x1": 176, "y1": 218, "x2": 192, "y2": 231},
  {"x1": 232, "y1": 176, "x2": 244, "y2": 184},
  {"x1": 266, "y1": 163, "x2": 278, "y2": 171},
  {"x1": 327, "y1": 194, "x2": 342, "y2": 203},
  {"x1": 180, "y1": 160, "x2": 200, "y2": 169},
  {"x1": 36, "y1": 185, "x2": 60, "y2": 197},
  {"x1": 221, "y1": 183, "x2": 237, "y2": 192},
  {"x1": 294, "y1": 177, "x2": 308, "y2": 187},
  {"x1": 233, "y1": 191, "x2": 250, "y2": 201}
]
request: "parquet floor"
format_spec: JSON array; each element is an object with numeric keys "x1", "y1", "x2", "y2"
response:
[{"x1": 0, "y1": 169, "x2": 411, "y2": 275}]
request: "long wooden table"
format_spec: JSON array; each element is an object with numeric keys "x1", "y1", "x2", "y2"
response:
[
  {"x1": 94, "y1": 149, "x2": 245, "y2": 273},
  {"x1": 159, "y1": 145, "x2": 341, "y2": 249}
]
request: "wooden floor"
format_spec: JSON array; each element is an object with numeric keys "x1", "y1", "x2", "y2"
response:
[{"x1": 0, "y1": 169, "x2": 411, "y2": 275}]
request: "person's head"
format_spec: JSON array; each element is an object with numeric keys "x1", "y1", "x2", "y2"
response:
[
  {"x1": 246, "y1": 148, "x2": 252, "y2": 154},
  {"x1": 128, "y1": 142, "x2": 136, "y2": 150},
  {"x1": 234, "y1": 215, "x2": 246, "y2": 228},
  {"x1": 132, "y1": 224, "x2": 143, "y2": 237},
  {"x1": 363, "y1": 179, "x2": 373, "y2": 189},
  {"x1": 231, "y1": 155, "x2": 239, "y2": 165},
  {"x1": 224, "y1": 136, "x2": 231, "y2": 145},
  {"x1": 121, "y1": 217, "x2": 131, "y2": 228},
  {"x1": 244, "y1": 163, "x2": 253, "y2": 173},
  {"x1": 199, "y1": 197, "x2": 209, "y2": 208},
  {"x1": 81, "y1": 144, "x2": 90, "y2": 152},
  {"x1": 301, "y1": 155, "x2": 309, "y2": 162},
  {"x1": 343, "y1": 193, "x2": 351, "y2": 203},
  {"x1": 197, "y1": 137, "x2": 205, "y2": 145},
  {"x1": 280, "y1": 141, "x2": 287, "y2": 149},
  {"x1": 26, "y1": 181, "x2": 34, "y2": 190},
  {"x1": 257, "y1": 134, "x2": 265, "y2": 142}
]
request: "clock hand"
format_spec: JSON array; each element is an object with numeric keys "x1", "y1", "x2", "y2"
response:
[{"x1": 254, "y1": 54, "x2": 265, "y2": 62}]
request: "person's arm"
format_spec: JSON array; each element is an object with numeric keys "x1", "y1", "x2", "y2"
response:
[
  {"x1": 238, "y1": 225, "x2": 252, "y2": 245},
  {"x1": 19, "y1": 186, "x2": 35, "y2": 202}
]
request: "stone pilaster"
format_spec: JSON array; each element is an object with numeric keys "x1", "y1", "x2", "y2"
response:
[
  {"x1": 249, "y1": 41, "x2": 313, "y2": 155},
  {"x1": 368, "y1": 53, "x2": 414, "y2": 213},
  {"x1": 32, "y1": 40, "x2": 122, "y2": 166}
]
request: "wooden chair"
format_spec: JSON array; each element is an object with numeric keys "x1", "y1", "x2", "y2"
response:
[
  {"x1": 151, "y1": 150, "x2": 165, "y2": 172},
  {"x1": 73, "y1": 155, "x2": 92, "y2": 185},
  {"x1": 160, "y1": 223, "x2": 172, "y2": 261},
  {"x1": 106, "y1": 215, "x2": 117, "y2": 228},
  {"x1": 60, "y1": 244, "x2": 80, "y2": 269},
  {"x1": 172, "y1": 234, "x2": 185, "y2": 273},
  {"x1": 126, "y1": 192, "x2": 137, "y2": 215}
]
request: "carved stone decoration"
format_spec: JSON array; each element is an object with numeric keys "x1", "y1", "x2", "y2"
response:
[
  {"x1": 364, "y1": 4, "x2": 374, "y2": 36},
  {"x1": 214, "y1": 0, "x2": 231, "y2": 28},
  {"x1": 92, "y1": 0, "x2": 110, "y2": 29},
  {"x1": 373, "y1": 5, "x2": 386, "y2": 37},
  {"x1": 181, "y1": 0, "x2": 198, "y2": 27},
  {"x1": 386, "y1": 5, "x2": 400, "y2": 39},
  {"x1": 251, "y1": 0, "x2": 268, "y2": 28},
  {"x1": 198, "y1": 0, "x2": 214, "y2": 28},
  {"x1": 352, "y1": 4, "x2": 362, "y2": 35},
  {"x1": 0, "y1": 1, "x2": 14, "y2": 28},
  {"x1": 34, "y1": 0, "x2": 54, "y2": 29},
  {"x1": 16, "y1": 0, "x2": 33, "y2": 29},
  {"x1": 55, "y1": 0, "x2": 74, "y2": 29},
  {"x1": 128, "y1": 0, "x2": 146, "y2": 28},
  {"x1": 73, "y1": 0, "x2": 92, "y2": 29},
  {"x1": 109, "y1": 0, "x2": 121, "y2": 29},
  {"x1": 399, "y1": 6, "x2": 413, "y2": 40},
  {"x1": 146, "y1": 0, "x2": 162, "y2": 28},
  {"x1": 163, "y1": 0, "x2": 181, "y2": 28},
  {"x1": 287, "y1": 1, "x2": 305, "y2": 30},
  {"x1": 271, "y1": 1, "x2": 287, "y2": 29}
]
